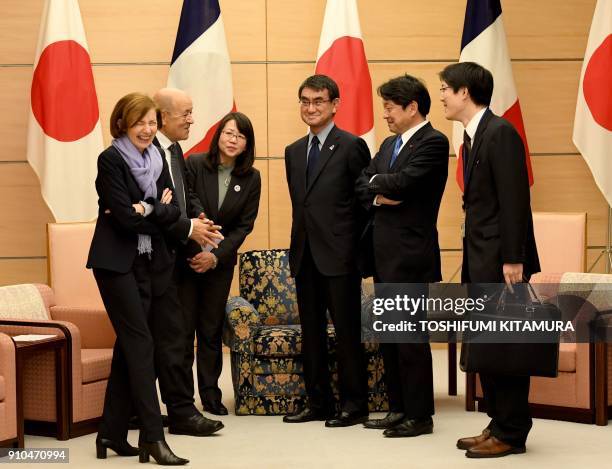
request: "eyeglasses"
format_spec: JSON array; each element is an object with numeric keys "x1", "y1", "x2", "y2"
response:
[
  {"x1": 168, "y1": 110, "x2": 193, "y2": 121},
  {"x1": 221, "y1": 130, "x2": 247, "y2": 142},
  {"x1": 439, "y1": 86, "x2": 452, "y2": 93},
  {"x1": 299, "y1": 98, "x2": 332, "y2": 108}
]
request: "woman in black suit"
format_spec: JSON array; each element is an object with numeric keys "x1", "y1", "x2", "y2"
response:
[
  {"x1": 87, "y1": 92, "x2": 188, "y2": 465},
  {"x1": 185, "y1": 112, "x2": 261, "y2": 415}
]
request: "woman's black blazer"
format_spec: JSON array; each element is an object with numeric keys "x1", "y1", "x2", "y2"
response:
[
  {"x1": 186, "y1": 153, "x2": 261, "y2": 268},
  {"x1": 87, "y1": 146, "x2": 181, "y2": 286}
]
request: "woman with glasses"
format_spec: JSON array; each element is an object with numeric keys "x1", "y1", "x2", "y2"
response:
[
  {"x1": 87, "y1": 92, "x2": 188, "y2": 465},
  {"x1": 184, "y1": 111, "x2": 261, "y2": 415}
]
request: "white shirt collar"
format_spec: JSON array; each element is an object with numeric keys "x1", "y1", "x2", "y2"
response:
[
  {"x1": 397, "y1": 119, "x2": 429, "y2": 151},
  {"x1": 155, "y1": 131, "x2": 174, "y2": 152},
  {"x1": 465, "y1": 107, "x2": 487, "y2": 141},
  {"x1": 308, "y1": 120, "x2": 335, "y2": 148}
]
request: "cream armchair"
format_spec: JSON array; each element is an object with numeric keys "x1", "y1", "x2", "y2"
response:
[
  {"x1": 0, "y1": 333, "x2": 17, "y2": 447},
  {"x1": 0, "y1": 222, "x2": 114, "y2": 439}
]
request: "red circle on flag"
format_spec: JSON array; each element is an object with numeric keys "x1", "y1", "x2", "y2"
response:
[
  {"x1": 31, "y1": 40, "x2": 99, "y2": 142},
  {"x1": 316, "y1": 36, "x2": 374, "y2": 136},
  {"x1": 583, "y1": 35, "x2": 612, "y2": 131}
]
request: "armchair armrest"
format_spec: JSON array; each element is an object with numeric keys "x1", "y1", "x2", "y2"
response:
[
  {"x1": 50, "y1": 306, "x2": 115, "y2": 348},
  {"x1": 0, "y1": 319, "x2": 83, "y2": 389},
  {"x1": 223, "y1": 296, "x2": 260, "y2": 354},
  {"x1": 0, "y1": 332, "x2": 16, "y2": 441}
]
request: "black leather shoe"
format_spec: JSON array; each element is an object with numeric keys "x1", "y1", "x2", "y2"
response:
[
  {"x1": 383, "y1": 417, "x2": 433, "y2": 437},
  {"x1": 203, "y1": 399, "x2": 229, "y2": 416},
  {"x1": 325, "y1": 411, "x2": 369, "y2": 427},
  {"x1": 168, "y1": 414, "x2": 224, "y2": 437},
  {"x1": 283, "y1": 407, "x2": 331, "y2": 423},
  {"x1": 96, "y1": 437, "x2": 139, "y2": 458},
  {"x1": 363, "y1": 412, "x2": 406, "y2": 429},
  {"x1": 139, "y1": 440, "x2": 189, "y2": 465}
]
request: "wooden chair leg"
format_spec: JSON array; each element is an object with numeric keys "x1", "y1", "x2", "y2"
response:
[
  {"x1": 595, "y1": 343, "x2": 609, "y2": 426},
  {"x1": 465, "y1": 372, "x2": 476, "y2": 411},
  {"x1": 448, "y1": 343, "x2": 457, "y2": 396}
]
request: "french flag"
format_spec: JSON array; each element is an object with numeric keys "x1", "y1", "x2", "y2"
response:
[
  {"x1": 455, "y1": 0, "x2": 533, "y2": 191},
  {"x1": 167, "y1": 0, "x2": 236, "y2": 157},
  {"x1": 315, "y1": 0, "x2": 375, "y2": 156}
]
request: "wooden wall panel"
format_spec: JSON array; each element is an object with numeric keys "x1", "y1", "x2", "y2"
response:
[
  {"x1": 0, "y1": 67, "x2": 31, "y2": 161},
  {"x1": 0, "y1": 259, "x2": 47, "y2": 287},
  {"x1": 0, "y1": 0, "x2": 42, "y2": 64},
  {"x1": 530, "y1": 156, "x2": 608, "y2": 246},
  {"x1": 268, "y1": 159, "x2": 292, "y2": 249},
  {"x1": 267, "y1": 0, "x2": 594, "y2": 61},
  {"x1": 240, "y1": 159, "x2": 269, "y2": 253},
  {"x1": 503, "y1": 0, "x2": 595, "y2": 59},
  {"x1": 587, "y1": 248, "x2": 611, "y2": 274},
  {"x1": 232, "y1": 65, "x2": 268, "y2": 156},
  {"x1": 0, "y1": 163, "x2": 52, "y2": 258},
  {"x1": 514, "y1": 62, "x2": 582, "y2": 155},
  {"x1": 0, "y1": 0, "x2": 266, "y2": 64}
]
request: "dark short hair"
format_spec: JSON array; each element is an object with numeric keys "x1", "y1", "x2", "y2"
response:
[
  {"x1": 298, "y1": 74, "x2": 340, "y2": 101},
  {"x1": 109, "y1": 92, "x2": 159, "y2": 138},
  {"x1": 438, "y1": 62, "x2": 494, "y2": 107},
  {"x1": 377, "y1": 74, "x2": 431, "y2": 117},
  {"x1": 204, "y1": 111, "x2": 255, "y2": 177}
]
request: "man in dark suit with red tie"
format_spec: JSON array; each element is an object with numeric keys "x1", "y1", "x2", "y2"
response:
[
  {"x1": 355, "y1": 75, "x2": 449, "y2": 437},
  {"x1": 283, "y1": 75, "x2": 371, "y2": 426},
  {"x1": 439, "y1": 62, "x2": 540, "y2": 458}
]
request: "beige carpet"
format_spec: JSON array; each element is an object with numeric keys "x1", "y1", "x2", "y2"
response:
[{"x1": 24, "y1": 350, "x2": 612, "y2": 468}]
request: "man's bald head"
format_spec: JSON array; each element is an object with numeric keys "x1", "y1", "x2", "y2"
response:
[{"x1": 154, "y1": 88, "x2": 194, "y2": 143}]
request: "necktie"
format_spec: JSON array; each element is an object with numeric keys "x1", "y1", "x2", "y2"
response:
[
  {"x1": 463, "y1": 130, "x2": 472, "y2": 186},
  {"x1": 389, "y1": 135, "x2": 403, "y2": 168},
  {"x1": 306, "y1": 135, "x2": 320, "y2": 185},
  {"x1": 169, "y1": 143, "x2": 187, "y2": 216}
]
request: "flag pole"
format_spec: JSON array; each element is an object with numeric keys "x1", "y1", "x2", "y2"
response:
[
  {"x1": 607, "y1": 205, "x2": 612, "y2": 273},
  {"x1": 588, "y1": 205, "x2": 612, "y2": 273}
]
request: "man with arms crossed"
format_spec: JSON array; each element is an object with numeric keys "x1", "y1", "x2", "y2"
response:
[
  {"x1": 439, "y1": 62, "x2": 540, "y2": 458},
  {"x1": 356, "y1": 74, "x2": 448, "y2": 437},
  {"x1": 283, "y1": 75, "x2": 370, "y2": 426}
]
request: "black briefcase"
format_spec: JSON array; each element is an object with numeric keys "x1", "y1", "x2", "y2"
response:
[{"x1": 460, "y1": 284, "x2": 561, "y2": 377}]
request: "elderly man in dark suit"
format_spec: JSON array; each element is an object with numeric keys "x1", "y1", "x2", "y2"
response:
[
  {"x1": 356, "y1": 74, "x2": 449, "y2": 437},
  {"x1": 149, "y1": 88, "x2": 224, "y2": 436},
  {"x1": 283, "y1": 75, "x2": 371, "y2": 427},
  {"x1": 439, "y1": 62, "x2": 540, "y2": 458}
]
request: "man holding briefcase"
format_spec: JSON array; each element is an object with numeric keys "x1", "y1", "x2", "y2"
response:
[{"x1": 439, "y1": 62, "x2": 540, "y2": 458}]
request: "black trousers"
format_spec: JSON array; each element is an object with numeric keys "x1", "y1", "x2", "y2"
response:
[
  {"x1": 93, "y1": 256, "x2": 164, "y2": 442},
  {"x1": 466, "y1": 278, "x2": 533, "y2": 446},
  {"x1": 295, "y1": 243, "x2": 368, "y2": 414},
  {"x1": 481, "y1": 373, "x2": 532, "y2": 447},
  {"x1": 374, "y1": 282, "x2": 434, "y2": 419},
  {"x1": 379, "y1": 343, "x2": 434, "y2": 418},
  {"x1": 149, "y1": 261, "x2": 199, "y2": 420},
  {"x1": 180, "y1": 264, "x2": 234, "y2": 403}
]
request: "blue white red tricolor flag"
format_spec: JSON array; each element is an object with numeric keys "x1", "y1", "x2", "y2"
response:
[
  {"x1": 27, "y1": 0, "x2": 102, "y2": 222},
  {"x1": 167, "y1": 0, "x2": 236, "y2": 156},
  {"x1": 315, "y1": 0, "x2": 375, "y2": 156},
  {"x1": 573, "y1": 0, "x2": 612, "y2": 206},
  {"x1": 454, "y1": 0, "x2": 533, "y2": 191}
]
